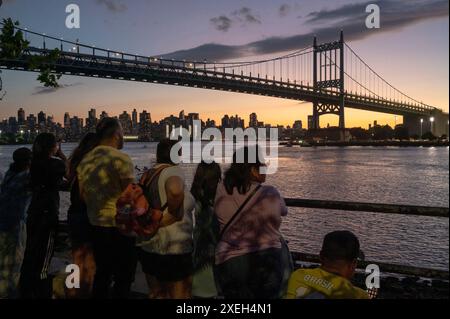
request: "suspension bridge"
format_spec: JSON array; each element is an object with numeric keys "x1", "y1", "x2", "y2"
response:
[{"x1": 0, "y1": 23, "x2": 448, "y2": 136}]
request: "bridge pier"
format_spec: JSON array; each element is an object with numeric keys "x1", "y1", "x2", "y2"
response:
[
  {"x1": 312, "y1": 102, "x2": 345, "y2": 130},
  {"x1": 404, "y1": 110, "x2": 449, "y2": 138},
  {"x1": 312, "y1": 32, "x2": 346, "y2": 132}
]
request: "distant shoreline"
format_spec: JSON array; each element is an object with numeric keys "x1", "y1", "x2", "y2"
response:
[
  {"x1": 298, "y1": 141, "x2": 450, "y2": 147},
  {"x1": 1, "y1": 140, "x2": 449, "y2": 147}
]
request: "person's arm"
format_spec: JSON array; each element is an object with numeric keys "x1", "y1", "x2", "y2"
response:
[
  {"x1": 115, "y1": 153, "x2": 136, "y2": 191},
  {"x1": 55, "y1": 142, "x2": 71, "y2": 186},
  {"x1": 160, "y1": 175, "x2": 185, "y2": 227}
]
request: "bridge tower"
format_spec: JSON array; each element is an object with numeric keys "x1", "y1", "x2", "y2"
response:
[{"x1": 312, "y1": 31, "x2": 345, "y2": 129}]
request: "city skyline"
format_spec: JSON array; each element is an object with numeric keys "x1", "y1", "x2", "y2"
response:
[
  {"x1": 3, "y1": 105, "x2": 409, "y2": 134},
  {"x1": 0, "y1": 0, "x2": 448, "y2": 128}
]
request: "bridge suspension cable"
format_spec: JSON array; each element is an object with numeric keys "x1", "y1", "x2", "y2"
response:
[
  {"x1": 0, "y1": 21, "x2": 438, "y2": 113},
  {"x1": 343, "y1": 43, "x2": 433, "y2": 110}
]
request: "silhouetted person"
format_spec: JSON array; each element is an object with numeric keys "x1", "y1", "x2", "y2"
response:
[
  {"x1": 0, "y1": 148, "x2": 32, "y2": 298},
  {"x1": 77, "y1": 118, "x2": 136, "y2": 299},
  {"x1": 66, "y1": 132, "x2": 98, "y2": 298},
  {"x1": 19, "y1": 133, "x2": 67, "y2": 299},
  {"x1": 214, "y1": 146, "x2": 288, "y2": 299},
  {"x1": 286, "y1": 231, "x2": 369, "y2": 299},
  {"x1": 136, "y1": 139, "x2": 194, "y2": 299},
  {"x1": 190, "y1": 161, "x2": 222, "y2": 298}
]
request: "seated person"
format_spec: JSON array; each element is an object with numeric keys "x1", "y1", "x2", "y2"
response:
[{"x1": 286, "y1": 231, "x2": 369, "y2": 299}]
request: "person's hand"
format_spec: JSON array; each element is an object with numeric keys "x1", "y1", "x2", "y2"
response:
[{"x1": 56, "y1": 143, "x2": 67, "y2": 161}]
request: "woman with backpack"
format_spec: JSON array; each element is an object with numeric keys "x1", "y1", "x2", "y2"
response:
[
  {"x1": 214, "y1": 146, "x2": 289, "y2": 299},
  {"x1": 136, "y1": 139, "x2": 195, "y2": 299},
  {"x1": 190, "y1": 161, "x2": 222, "y2": 299}
]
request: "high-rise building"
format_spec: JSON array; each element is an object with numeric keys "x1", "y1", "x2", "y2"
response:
[
  {"x1": 293, "y1": 120, "x2": 303, "y2": 130},
  {"x1": 229, "y1": 114, "x2": 244, "y2": 129},
  {"x1": 179, "y1": 110, "x2": 185, "y2": 121},
  {"x1": 249, "y1": 113, "x2": 258, "y2": 128},
  {"x1": 308, "y1": 115, "x2": 314, "y2": 130},
  {"x1": 38, "y1": 111, "x2": 46, "y2": 126},
  {"x1": 87, "y1": 108, "x2": 97, "y2": 131},
  {"x1": 138, "y1": 110, "x2": 152, "y2": 141},
  {"x1": 27, "y1": 114, "x2": 37, "y2": 131},
  {"x1": 119, "y1": 111, "x2": 132, "y2": 135},
  {"x1": 205, "y1": 118, "x2": 216, "y2": 128},
  {"x1": 70, "y1": 116, "x2": 83, "y2": 138},
  {"x1": 88, "y1": 108, "x2": 96, "y2": 120},
  {"x1": 221, "y1": 115, "x2": 230, "y2": 129},
  {"x1": 18, "y1": 108, "x2": 25, "y2": 125},
  {"x1": 100, "y1": 111, "x2": 109, "y2": 120},
  {"x1": 64, "y1": 112, "x2": 71, "y2": 128},
  {"x1": 8, "y1": 117, "x2": 18, "y2": 134},
  {"x1": 132, "y1": 109, "x2": 138, "y2": 129},
  {"x1": 187, "y1": 113, "x2": 200, "y2": 124}
]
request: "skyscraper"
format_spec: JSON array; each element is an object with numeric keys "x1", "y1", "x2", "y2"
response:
[
  {"x1": 308, "y1": 115, "x2": 314, "y2": 130},
  {"x1": 119, "y1": 111, "x2": 132, "y2": 135},
  {"x1": 100, "y1": 111, "x2": 109, "y2": 120},
  {"x1": 64, "y1": 112, "x2": 71, "y2": 128},
  {"x1": 38, "y1": 111, "x2": 46, "y2": 126},
  {"x1": 132, "y1": 109, "x2": 138, "y2": 129},
  {"x1": 27, "y1": 114, "x2": 37, "y2": 131},
  {"x1": 18, "y1": 108, "x2": 25, "y2": 125},
  {"x1": 139, "y1": 110, "x2": 152, "y2": 141},
  {"x1": 293, "y1": 120, "x2": 303, "y2": 130},
  {"x1": 249, "y1": 113, "x2": 258, "y2": 128},
  {"x1": 221, "y1": 115, "x2": 230, "y2": 128},
  {"x1": 87, "y1": 108, "x2": 97, "y2": 131}
]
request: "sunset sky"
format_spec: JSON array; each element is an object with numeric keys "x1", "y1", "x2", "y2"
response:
[{"x1": 0, "y1": 0, "x2": 448, "y2": 128}]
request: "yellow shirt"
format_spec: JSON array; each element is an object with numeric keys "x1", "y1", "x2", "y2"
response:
[
  {"x1": 77, "y1": 145, "x2": 135, "y2": 227},
  {"x1": 286, "y1": 268, "x2": 369, "y2": 299}
]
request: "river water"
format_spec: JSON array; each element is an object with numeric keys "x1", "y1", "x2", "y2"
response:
[{"x1": 0, "y1": 143, "x2": 448, "y2": 270}]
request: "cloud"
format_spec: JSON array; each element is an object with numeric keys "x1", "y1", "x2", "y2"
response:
[
  {"x1": 32, "y1": 83, "x2": 83, "y2": 95},
  {"x1": 164, "y1": 0, "x2": 448, "y2": 61},
  {"x1": 210, "y1": 16, "x2": 233, "y2": 32},
  {"x1": 210, "y1": 7, "x2": 261, "y2": 33},
  {"x1": 96, "y1": 0, "x2": 127, "y2": 13},
  {"x1": 279, "y1": 4, "x2": 291, "y2": 17},
  {"x1": 232, "y1": 7, "x2": 261, "y2": 24}
]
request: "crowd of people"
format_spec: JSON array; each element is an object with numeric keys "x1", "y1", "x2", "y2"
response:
[{"x1": 0, "y1": 117, "x2": 369, "y2": 299}]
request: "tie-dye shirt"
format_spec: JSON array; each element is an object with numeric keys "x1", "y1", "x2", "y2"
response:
[{"x1": 214, "y1": 182, "x2": 288, "y2": 265}]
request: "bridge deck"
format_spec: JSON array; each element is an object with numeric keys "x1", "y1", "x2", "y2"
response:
[{"x1": 0, "y1": 47, "x2": 435, "y2": 117}]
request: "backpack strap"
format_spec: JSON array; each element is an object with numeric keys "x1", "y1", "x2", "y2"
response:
[
  {"x1": 218, "y1": 184, "x2": 262, "y2": 242},
  {"x1": 139, "y1": 164, "x2": 173, "y2": 210}
]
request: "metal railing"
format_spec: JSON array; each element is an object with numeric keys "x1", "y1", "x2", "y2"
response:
[{"x1": 284, "y1": 199, "x2": 449, "y2": 280}]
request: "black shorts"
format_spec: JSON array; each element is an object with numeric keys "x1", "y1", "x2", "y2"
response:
[
  {"x1": 137, "y1": 248, "x2": 193, "y2": 282},
  {"x1": 67, "y1": 210, "x2": 92, "y2": 248}
]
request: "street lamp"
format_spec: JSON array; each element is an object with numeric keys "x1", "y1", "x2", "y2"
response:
[
  {"x1": 430, "y1": 117, "x2": 435, "y2": 135},
  {"x1": 420, "y1": 118, "x2": 424, "y2": 139}
]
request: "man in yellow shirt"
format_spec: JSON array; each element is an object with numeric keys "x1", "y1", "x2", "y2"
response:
[
  {"x1": 286, "y1": 231, "x2": 369, "y2": 299},
  {"x1": 77, "y1": 118, "x2": 136, "y2": 298}
]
